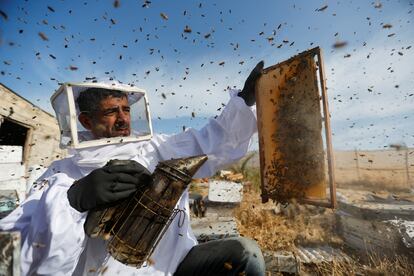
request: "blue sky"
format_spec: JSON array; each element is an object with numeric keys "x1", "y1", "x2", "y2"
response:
[{"x1": 0, "y1": 0, "x2": 413, "y2": 150}]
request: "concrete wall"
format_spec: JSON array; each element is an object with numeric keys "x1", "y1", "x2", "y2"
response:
[
  {"x1": 0, "y1": 83, "x2": 64, "y2": 168},
  {"x1": 0, "y1": 83, "x2": 65, "y2": 199}
]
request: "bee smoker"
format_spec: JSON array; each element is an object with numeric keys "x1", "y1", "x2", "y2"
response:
[{"x1": 84, "y1": 155, "x2": 208, "y2": 267}]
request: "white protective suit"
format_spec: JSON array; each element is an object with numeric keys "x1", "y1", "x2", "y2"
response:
[{"x1": 0, "y1": 90, "x2": 257, "y2": 276}]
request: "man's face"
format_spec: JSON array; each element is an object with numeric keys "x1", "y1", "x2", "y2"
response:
[{"x1": 81, "y1": 96, "x2": 131, "y2": 138}]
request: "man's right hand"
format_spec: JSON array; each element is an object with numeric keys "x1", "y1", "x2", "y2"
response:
[{"x1": 67, "y1": 161, "x2": 152, "y2": 212}]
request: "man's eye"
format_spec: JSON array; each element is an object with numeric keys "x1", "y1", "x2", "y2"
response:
[
  {"x1": 123, "y1": 107, "x2": 131, "y2": 113},
  {"x1": 104, "y1": 110, "x2": 117, "y2": 116}
]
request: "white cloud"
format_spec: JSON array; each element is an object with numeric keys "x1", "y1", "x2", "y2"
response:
[
  {"x1": 323, "y1": 30, "x2": 414, "y2": 149},
  {"x1": 21, "y1": 14, "x2": 413, "y2": 150},
  {"x1": 325, "y1": 31, "x2": 414, "y2": 122},
  {"x1": 23, "y1": 48, "x2": 254, "y2": 119},
  {"x1": 118, "y1": 54, "x2": 250, "y2": 118}
]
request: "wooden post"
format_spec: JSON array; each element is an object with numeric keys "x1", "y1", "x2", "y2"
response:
[
  {"x1": 405, "y1": 148, "x2": 410, "y2": 188},
  {"x1": 0, "y1": 232, "x2": 20, "y2": 276},
  {"x1": 354, "y1": 149, "x2": 360, "y2": 182}
]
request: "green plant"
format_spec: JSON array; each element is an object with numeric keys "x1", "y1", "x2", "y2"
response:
[{"x1": 230, "y1": 152, "x2": 257, "y2": 174}]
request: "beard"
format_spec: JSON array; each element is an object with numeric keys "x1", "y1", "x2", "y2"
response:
[{"x1": 112, "y1": 121, "x2": 131, "y2": 136}]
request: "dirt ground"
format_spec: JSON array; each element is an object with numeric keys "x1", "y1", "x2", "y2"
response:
[
  {"x1": 191, "y1": 158, "x2": 414, "y2": 275},
  {"x1": 234, "y1": 189, "x2": 341, "y2": 252},
  {"x1": 233, "y1": 185, "x2": 414, "y2": 275}
]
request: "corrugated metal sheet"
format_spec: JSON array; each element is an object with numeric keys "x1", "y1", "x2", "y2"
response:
[
  {"x1": 264, "y1": 246, "x2": 349, "y2": 274},
  {"x1": 295, "y1": 245, "x2": 347, "y2": 263}
]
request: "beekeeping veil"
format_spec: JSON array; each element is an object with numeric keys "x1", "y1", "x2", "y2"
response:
[{"x1": 51, "y1": 82, "x2": 153, "y2": 149}]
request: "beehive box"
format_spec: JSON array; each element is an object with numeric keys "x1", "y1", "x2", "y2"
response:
[{"x1": 256, "y1": 47, "x2": 336, "y2": 207}]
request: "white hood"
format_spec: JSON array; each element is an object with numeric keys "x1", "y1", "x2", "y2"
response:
[{"x1": 50, "y1": 81, "x2": 153, "y2": 149}]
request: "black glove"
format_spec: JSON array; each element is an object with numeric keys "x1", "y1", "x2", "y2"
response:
[
  {"x1": 67, "y1": 160, "x2": 152, "y2": 212},
  {"x1": 238, "y1": 61, "x2": 264, "y2": 106}
]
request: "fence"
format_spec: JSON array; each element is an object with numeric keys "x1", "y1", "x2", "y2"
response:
[{"x1": 334, "y1": 148, "x2": 414, "y2": 191}]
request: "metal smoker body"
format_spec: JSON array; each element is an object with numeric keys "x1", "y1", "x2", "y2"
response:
[{"x1": 84, "y1": 155, "x2": 208, "y2": 267}]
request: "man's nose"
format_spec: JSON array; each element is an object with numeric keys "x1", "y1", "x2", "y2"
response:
[{"x1": 117, "y1": 109, "x2": 129, "y2": 121}]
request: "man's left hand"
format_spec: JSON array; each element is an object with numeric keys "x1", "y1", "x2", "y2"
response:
[{"x1": 238, "y1": 61, "x2": 264, "y2": 106}]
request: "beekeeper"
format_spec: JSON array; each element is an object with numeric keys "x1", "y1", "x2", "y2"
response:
[{"x1": 0, "y1": 62, "x2": 266, "y2": 276}]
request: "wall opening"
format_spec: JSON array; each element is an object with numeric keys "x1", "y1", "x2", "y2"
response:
[{"x1": 0, "y1": 117, "x2": 29, "y2": 148}]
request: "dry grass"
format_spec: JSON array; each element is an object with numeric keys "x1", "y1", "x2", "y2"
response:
[
  {"x1": 235, "y1": 194, "x2": 297, "y2": 251},
  {"x1": 233, "y1": 167, "x2": 414, "y2": 275},
  {"x1": 364, "y1": 253, "x2": 414, "y2": 275},
  {"x1": 306, "y1": 257, "x2": 360, "y2": 275},
  {"x1": 337, "y1": 179, "x2": 412, "y2": 194},
  {"x1": 199, "y1": 156, "x2": 414, "y2": 274},
  {"x1": 310, "y1": 254, "x2": 414, "y2": 275},
  {"x1": 234, "y1": 188, "x2": 342, "y2": 252},
  {"x1": 233, "y1": 166, "x2": 342, "y2": 251}
]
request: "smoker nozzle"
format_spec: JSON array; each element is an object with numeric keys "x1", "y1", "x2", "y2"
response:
[{"x1": 159, "y1": 154, "x2": 208, "y2": 179}]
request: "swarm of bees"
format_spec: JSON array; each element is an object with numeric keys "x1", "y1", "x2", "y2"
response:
[{"x1": 0, "y1": 0, "x2": 412, "y2": 149}]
